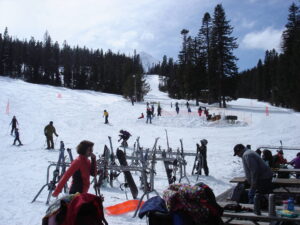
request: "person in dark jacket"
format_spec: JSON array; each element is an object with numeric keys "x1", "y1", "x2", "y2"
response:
[
  {"x1": 52, "y1": 140, "x2": 96, "y2": 197},
  {"x1": 273, "y1": 150, "x2": 287, "y2": 168},
  {"x1": 44, "y1": 121, "x2": 59, "y2": 149},
  {"x1": 262, "y1": 149, "x2": 273, "y2": 167},
  {"x1": 233, "y1": 144, "x2": 273, "y2": 203},
  {"x1": 175, "y1": 102, "x2": 179, "y2": 114},
  {"x1": 118, "y1": 130, "x2": 131, "y2": 147},
  {"x1": 196, "y1": 139, "x2": 209, "y2": 176},
  {"x1": 13, "y1": 128, "x2": 23, "y2": 146},
  {"x1": 146, "y1": 107, "x2": 152, "y2": 124},
  {"x1": 10, "y1": 116, "x2": 18, "y2": 135}
]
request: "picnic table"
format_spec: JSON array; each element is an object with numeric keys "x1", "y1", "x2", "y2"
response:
[
  {"x1": 230, "y1": 177, "x2": 300, "y2": 194},
  {"x1": 219, "y1": 202, "x2": 300, "y2": 224}
]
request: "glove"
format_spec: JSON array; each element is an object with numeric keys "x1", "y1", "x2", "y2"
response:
[{"x1": 56, "y1": 134, "x2": 59, "y2": 137}]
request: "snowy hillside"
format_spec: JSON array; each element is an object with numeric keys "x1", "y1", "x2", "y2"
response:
[
  {"x1": 139, "y1": 52, "x2": 160, "y2": 72},
  {"x1": 0, "y1": 75, "x2": 300, "y2": 225}
]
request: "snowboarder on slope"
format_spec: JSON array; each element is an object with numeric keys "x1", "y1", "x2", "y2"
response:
[{"x1": 118, "y1": 130, "x2": 131, "y2": 147}]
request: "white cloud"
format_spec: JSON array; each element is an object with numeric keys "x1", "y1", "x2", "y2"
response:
[{"x1": 241, "y1": 27, "x2": 283, "y2": 51}]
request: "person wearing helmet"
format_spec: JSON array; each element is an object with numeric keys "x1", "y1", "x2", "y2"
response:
[{"x1": 196, "y1": 139, "x2": 209, "y2": 176}]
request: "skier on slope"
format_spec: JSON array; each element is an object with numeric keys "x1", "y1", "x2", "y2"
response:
[
  {"x1": 52, "y1": 140, "x2": 96, "y2": 197},
  {"x1": 44, "y1": 121, "x2": 59, "y2": 149},
  {"x1": 118, "y1": 130, "x2": 131, "y2": 147},
  {"x1": 103, "y1": 110, "x2": 109, "y2": 124},
  {"x1": 12, "y1": 128, "x2": 23, "y2": 146},
  {"x1": 196, "y1": 139, "x2": 209, "y2": 176},
  {"x1": 10, "y1": 115, "x2": 19, "y2": 135}
]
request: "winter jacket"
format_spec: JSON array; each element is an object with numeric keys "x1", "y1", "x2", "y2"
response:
[
  {"x1": 241, "y1": 149, "x2": 273, "y2": 189},
  {"x1": 290, "y1": 156, "x2": 300, "y2": 169},
  {"x1": 44, "y1": 124, "x2": 58, "y2": 137},
  {"x1": 273, "y1": 154, "x2": 287, "y2": 167},
  {"x1": 52, "y1": 155, "x2": 96, "y2": 197},
  {"x1": 10, "y1": 118, "x2": 18, "y2": 127},
  {"x1": 103, "y1": 111, "x2": 109, "y2": 117}
]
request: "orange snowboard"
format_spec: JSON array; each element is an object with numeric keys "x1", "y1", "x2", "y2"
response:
[{"x1": 105, "y1": 200, "x2": 144, "y2": 215}]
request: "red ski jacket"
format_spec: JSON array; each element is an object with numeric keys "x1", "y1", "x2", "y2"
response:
[{"x1": 53, "y1": 155, "x2": 95, "y2": 197}]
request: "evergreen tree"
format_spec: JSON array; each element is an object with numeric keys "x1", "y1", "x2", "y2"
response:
[{"x1": 210, "y1": 4, "x2": 238, "y2": 107}]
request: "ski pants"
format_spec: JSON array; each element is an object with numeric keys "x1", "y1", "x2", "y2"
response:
[
  {"x1": 197, "y1": 158, "x2": 209, "y2": 176},
  {"x1": 13, "y1": 137, "x2": 22, "y2": 145},
  {"x1": 105, "y1": 116, "x2": 108, "y2": 124},
  {"x1": 46, "y1": 135, "x2": 54, "y2": 149},
  {"x1": 146, "y1": 115, "x2": 152, "y2": 124}
]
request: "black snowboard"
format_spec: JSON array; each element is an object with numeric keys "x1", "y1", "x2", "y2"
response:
[
  {"x1": 116, "y1": 149, "x2": 138, "y2": 199},
  {"x1": 162, "y1": 151, "x2": 175, "y2": 184}
]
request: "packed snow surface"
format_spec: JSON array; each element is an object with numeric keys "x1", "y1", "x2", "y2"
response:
[{"x1": 0, "y1": 75, "x2": 300, "y2": 225}]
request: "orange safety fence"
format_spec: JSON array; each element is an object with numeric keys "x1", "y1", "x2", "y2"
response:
[{"x1": 105, "y1": 199, "x2": 144, "y2": 215}]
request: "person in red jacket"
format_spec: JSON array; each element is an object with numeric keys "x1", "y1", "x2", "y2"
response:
[{"x1": 52, "y1": 140, "x2": 96, "y2": 197}]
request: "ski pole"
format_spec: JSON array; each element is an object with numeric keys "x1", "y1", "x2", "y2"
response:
[{"x1": 54, "y1": 136, "x2": 58, "y2": 148}]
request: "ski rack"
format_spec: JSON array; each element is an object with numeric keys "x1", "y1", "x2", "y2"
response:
[
  {"x1": 133, "y1": 137, "x2": 160, "y2": 218},
  {"x1": 178, "y1": 139, "x2": 190, "y2": 184},
  {"x1": 257, "y1": 145, "x2": 300, "y2": 151},
  {"x1": 31, "y1": 141, "x2": 72, "y2": 204}
]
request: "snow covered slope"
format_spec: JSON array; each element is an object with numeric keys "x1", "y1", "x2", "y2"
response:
[
  {"x1": 0, "y1": 75, "x2": 300, "y2": 225},
  {"x1": 139, "y1": 52, "x2": 160, "y2": 72}
]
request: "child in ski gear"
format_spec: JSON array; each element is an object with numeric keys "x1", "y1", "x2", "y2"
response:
[
  {"x1": 52, "y1": 140, "x2": 96, "y2": 197},
  {"x1": 44, "y1": 121, "x2": 58, "y2": 149},
  {"x1": 138, "y1": 113, "x2": 144, "y2": 119},
  {"x1": 13, "y1": 128, "x2": 22, "y2": 146},
  {"x1": 146, "y1": 107, "x2": 152, "y2": 124},
  {"x1": 103, "y1": 110, "x2": 109, "y2": 124},
  {"x1": 233, "y1": 144, "x2": 273, "y2": 204},
  {"x1": 196, "y1": 139, "x2": 209, "y2": 176},
  {"x1": 10, "y1": 115, "x2": 18, "y2": 135},
  {"x1": 118, "y1": 130, "x2": 131, "y2": 147}
]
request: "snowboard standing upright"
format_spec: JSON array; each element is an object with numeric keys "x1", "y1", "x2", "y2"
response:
[
  {"x1": 162, "y1": 150, "x2": 175, "y2": 184},
  {"x1": 116, "y1": 149, "x2": 138, "y2": 199}
]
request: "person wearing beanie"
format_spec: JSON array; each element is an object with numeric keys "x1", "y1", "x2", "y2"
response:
[{"x1": 233, "y1": 144, "x2": 273, "y2": 203}]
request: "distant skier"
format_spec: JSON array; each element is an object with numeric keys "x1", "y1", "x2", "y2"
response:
[
  {"x1": 175, "y1": 102, "x2": 179, "y2": 114},
  {"x1": 196, "y1": 139, "x2": 209, "y2": 176},
  {"x1": 157, "y1": 103, "x2": 162, "y2": 116},
  {"x1": 186, "y1": 101, "x2": 190, "y2": 109},
  {"x1": 138, "y1": 113, "x2": 144, "y2": 119},
  {"x1": 118, "y1": 130, "x2": 131, "y2": 147},
  {"x1": 103, "y1": 110, "x2": 109, "y2": 124},
  {"x1": 146, "y1": 107, "x2": 152, "y2": 124},
  {"x1": 198, "y1": 107, "x2": 202, "y2": 116},
  {"x1": 44, "y1": 121, "x2": 59, "y2": 149},
  {"x1": 10, "y1": 115, "x2": 19, "y2": 135},
  {"x1": 151, "y1": 105, "x2": 155, "y2": 116},
  {"x1": 13, "y1": 128, "x2": 23, "y2": 146}
]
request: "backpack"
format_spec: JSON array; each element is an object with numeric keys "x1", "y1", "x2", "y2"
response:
[
  {"x1": 163, "y1": 183, "x2": 223, "y2": 225},
  {"x1": 42, "y1": 193, "x2": 108, "y2": 225}
]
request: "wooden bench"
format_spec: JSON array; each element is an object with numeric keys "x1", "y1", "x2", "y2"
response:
[{"x1": 218, "y1": 202, "x2": 300, "y2": 224}]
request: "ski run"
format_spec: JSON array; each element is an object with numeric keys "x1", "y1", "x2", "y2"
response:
[{"x1": 0, "y1": 74, "x2": 300, "y2": 225}]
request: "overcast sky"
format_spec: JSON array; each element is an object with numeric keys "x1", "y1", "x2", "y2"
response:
[{"x1": 0, "y1": 0, "x2": 294, "y2": 71}]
